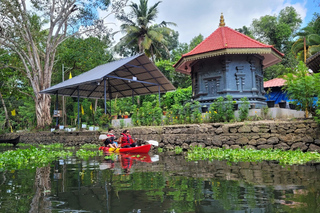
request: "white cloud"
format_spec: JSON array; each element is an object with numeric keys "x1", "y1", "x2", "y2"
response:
[{"x1": 102, "y1": 0, "x2": 309, "y2": 44}]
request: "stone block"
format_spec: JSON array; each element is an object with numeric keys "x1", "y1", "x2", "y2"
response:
[
  {"x1": 238, "y1": 126, "x2": 251, "y2": 133},
  {"x1": 291, "y1": 142, "x2": 308, "y2": 151},
  {"x1": 294, "y1": 129, "x2": 307, "y2": 134},
  {"x1": 267, "y1": 137, "x2": 279, "y2": 145},
  {"x1": 244, "y1": 145, "x2": 256, "y2": 150},
  {"x1": 230, "y1": 145, "x2": 241, "y2": 149},
  {"x1": 302, "y1": 135, "x2": 314, "y2": 143},
  {"x1": 257, "y1": 144, "x2": 273, "y2": 149},
  {"x1": 237, "y1": 137, "x2": 249, "y2": 145},
  {"x1": 215, "y1": 128, "x2": 223, "y2": 135},
  {"x1": 251, "y1": 126, "x2": 259, "y2": 133},
  {"x1": 274, "y1": 143, "x2": 290, "y2": 150},
  {"x1": 308, "y1": 144, "x2": 320, "y2": 152},
  {"x1": 248, "y1": 139, "x2": 257, "y2": 145},
  {"x1": 256, "y1": 138, "x2": 267, "y2": 145},
  {"x1": 315, "y1": 139, "x2": 320, "y2": 145},
  {"x1": 230, "y1": 127, "x2": 238, "y2": 133}
]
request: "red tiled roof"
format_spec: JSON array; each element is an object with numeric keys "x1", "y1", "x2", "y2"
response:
[
  {"x1": 264, "y1": 78, "x2": 286, "y2": 88},
  {"x1": 183, "y1": 26, "x2": 284, "y2": 57}
]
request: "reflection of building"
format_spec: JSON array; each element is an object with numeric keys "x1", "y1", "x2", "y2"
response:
[{"x1": 174, "y1": 14, "x2": 283, "y2": 108}]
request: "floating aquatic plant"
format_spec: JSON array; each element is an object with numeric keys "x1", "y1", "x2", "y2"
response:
[
  {"x1": 0, "y1": 146, "x2": 73, "y2": 170},
  {"x1": 80, "y1": 144, "x2": 99, "y2": 149},
  {"x1": 76, "y1": 149, "x2": 103, "y2": 160},
  {"x1": 186, "y1": 146, "x2": 320, "y2": 165}
]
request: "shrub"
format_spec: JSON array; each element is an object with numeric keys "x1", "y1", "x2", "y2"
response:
[{"x1": 239, "y1": 97, "x2": 250, "y2": 121}]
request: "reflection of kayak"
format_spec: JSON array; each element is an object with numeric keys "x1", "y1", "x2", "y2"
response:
[
  {"x1": 99, "y1": 144, "x2": 151, "y2": 154},
  {"x1": 120, "y1": 153, "x2": 152, "y2": 163}
]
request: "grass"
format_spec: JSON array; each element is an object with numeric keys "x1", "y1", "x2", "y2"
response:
[{"x1": 186, "y1": 146, "x2": 320, "y2": 165}]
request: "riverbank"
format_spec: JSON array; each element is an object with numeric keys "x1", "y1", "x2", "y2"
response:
[{"x1": 1, "y1": 119, "x2": 320, "y2": 152}]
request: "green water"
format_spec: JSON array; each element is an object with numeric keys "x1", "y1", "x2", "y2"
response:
[{"x1": 1, "y1": 147, "x2": 320, "y2": 213}]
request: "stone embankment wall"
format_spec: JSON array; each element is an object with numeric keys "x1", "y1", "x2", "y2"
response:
[
  {"x1": 131, "y1": 120, "x2": 320, "y2": 152},
  {"x1": 0, "y1": 131, "x2": 101, "y2": 146},
  {"x1": 1, "y1": 120, "x2": 320, "y2": 152}
]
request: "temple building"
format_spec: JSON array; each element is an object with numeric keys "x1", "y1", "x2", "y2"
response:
[{"x1": 174, "y1": 14, "x2": 284, "y2": 108}]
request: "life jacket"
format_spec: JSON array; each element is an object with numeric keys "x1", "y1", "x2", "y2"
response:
[{"x1": 121, "y1": 133, "x2": 133, "y2": 147}]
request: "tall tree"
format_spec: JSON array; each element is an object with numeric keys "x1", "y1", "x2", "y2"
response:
[
  {"x1": 292, "y1": 13, "x2": 320, "y2": 62},
  {"x1": 251, "y1": 6, "x2": 302, "y2": 52},
  {"x1": 115, "y1": 0, "x2": 176, "y2": 61},
  {"x1": 0, "y1": 0, "x2": 127, "y2": 127}
]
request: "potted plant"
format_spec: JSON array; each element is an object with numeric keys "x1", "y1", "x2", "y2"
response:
[
  {"x1": 279, "y1": 100, "x2": 286, "y2": 108},
  {"x1": 233, "y1": 101, "x2": 238, "y2": 111},
  {"x1": 201, "y1": 105, "x2": 208, "y2": 113},
  {"x1": 266, "y1": 88, "x2": 275, "y2": 108},
  {"x1": 124, "y1": 111, "x2": 129, "y2": 119}
]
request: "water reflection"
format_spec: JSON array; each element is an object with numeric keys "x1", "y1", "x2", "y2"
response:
[{"x1": 1, "y1": 150, "x2": 320, "y2": 212}]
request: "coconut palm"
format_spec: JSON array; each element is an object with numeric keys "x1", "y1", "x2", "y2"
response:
[
  {"x1": 115, "y1": 0, "x2": 176, "y2": 61},
  {"x1": 292, "y1": 16, "x2": 320, "y2": 61}
]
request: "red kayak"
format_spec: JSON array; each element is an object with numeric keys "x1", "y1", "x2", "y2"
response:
[{"x1": 99, "y1": 144, "x2": 151, "y2": 154}]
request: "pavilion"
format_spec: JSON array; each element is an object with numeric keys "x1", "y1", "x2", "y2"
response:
[
  {"x1": 174, "y1": 14, "x2": 284, "y2": 108},
  {"x1": 40, "y1": 53, "x2": 175, "y2": 127}
]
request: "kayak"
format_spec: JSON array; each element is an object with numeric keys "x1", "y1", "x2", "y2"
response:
[{"x1": 99, "y1": 144, "x2": 151, "y2": 154}]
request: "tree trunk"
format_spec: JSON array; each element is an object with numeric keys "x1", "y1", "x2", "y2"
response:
[
  {"x1": 0, "y1": 91, "x2": 11, "y2": 128},
  {"x1": 35, "y1": 93, "x2": 52, "y2": 127}
]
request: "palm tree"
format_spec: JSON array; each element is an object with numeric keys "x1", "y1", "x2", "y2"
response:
[
  {"x1": 115, "y1": 0, "x2": 176, "y2": 61},
  {"x1": 292, "y1": 16, "x2": 320, "y2": 62}
]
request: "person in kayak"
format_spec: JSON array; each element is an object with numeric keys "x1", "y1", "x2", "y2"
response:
[
  {"x1": 119, "y1": 129, "x2": 137, "y2": 148},
  {"x1": 104, "y1": 128, "x2": 119, "y2": 148}
]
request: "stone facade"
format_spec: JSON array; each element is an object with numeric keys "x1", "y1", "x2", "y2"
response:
[
  {"x1": 1, "y1": 120, "x2": 320, "y2": 152},
  {"x1": 193, "y1": 55, "x2": 266, "y2": 107}
]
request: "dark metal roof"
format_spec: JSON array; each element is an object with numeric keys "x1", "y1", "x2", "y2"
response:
[
  {"x1": 306, "y1": 51, "x2": 320, "y2": 73},
  {"x1": 40, "y1": 54, "x2": 175, "y2": 99}
]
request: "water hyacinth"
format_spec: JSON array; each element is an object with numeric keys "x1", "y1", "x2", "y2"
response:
[
  {"x1": 186, "y1": 146, "x2": 320, "y2": 165},
  {"x1": 0, "y1": 146, "x2": 73, "y2": 170}
]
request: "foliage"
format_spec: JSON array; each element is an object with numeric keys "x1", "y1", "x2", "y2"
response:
[
  {"x1": 0, "y1": 146, "x2": 73, "y2": 170},
  {"x1": 283, "y1": 61, "x2": 320, "y2": 118},
  {"x1": 186, "y1": 146, "x2": 320, "y2": 165},
  {"x1": 115, "y1": 0, "x2": 176, "y2": 61},
  {"x1": 120, "y1": 119, "x2": 125, "y2": 128},
  {"x1": 292, "y1": 13, "x2": 320, "y2": 62},
  {"x1": 208, "y1": 95, "x2": 235, "y2": 123},
  {"x1": 53, "y1": 37, "x2": 113, "y2": 85},
  {"x1": 0, "y1": 0, "x2": 128, "y2": 127},
  {"x1": 174, "y1": 146, "x2": 183, "y2": 154},
  {"x1": 162, "y1": 87, "x2": 192, "y2": 110},
  {"x1": 164, "y1": 101, "x2": 201, "y2": 125},
  {"x1": 155, "y1": 59, "x2": 191, "y2": 88},
  {"x1": 131, "y1": 102, "x2": 162, "y2": 126},
  {"x1": 239, "y1": 97, "x2": 250, "y2": 121},
  {"x1": 251, "y1": 6, "x2": 302, "y2": 52},
  {"x1": 75, "y1": 149, "x2": 103, "y2": 160},
  {"x1": 81, "y1": 144, "x2": 99, "y2": 149},
  {"x1": 235, "y1": 26, "x2": 254, "y2": 38}
]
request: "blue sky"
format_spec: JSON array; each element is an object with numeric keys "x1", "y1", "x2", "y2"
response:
[{"x1": 105, "y1": 0, "x2": 319, "y2": 44}]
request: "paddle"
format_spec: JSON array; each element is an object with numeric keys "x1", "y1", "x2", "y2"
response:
[{"x1": 146, "y1": 140, "x2": 159, "y2": 146}]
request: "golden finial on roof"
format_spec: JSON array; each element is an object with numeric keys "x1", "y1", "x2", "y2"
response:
[{"x1": 219, "y1": 13, "x2": 225, "y2": 27}]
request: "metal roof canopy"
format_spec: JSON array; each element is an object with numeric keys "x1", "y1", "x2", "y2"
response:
[
  {"x1": 40, "y1": 53, "x2": 175, "y2": 99},
  {"x1": 40, "y1": 53, "x2": 175, "y2": 127}
]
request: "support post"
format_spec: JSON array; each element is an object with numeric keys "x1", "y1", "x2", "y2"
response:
[
  {"x1": 62, "y1": 64, "x2": 65, "y2": 126},
  {"x1": 77, "y1": 87, "x2": 80, "y2": 129},
  {"x1": 132, "y1": 90, "x2": 134, "y2": 105},
  {"x1": 158, "y1": 85, "x2": 161, "y2": 107},
  {"x1": 104, "y1": 78, "x2": 107, "y2": 115},
  {"x1": 55, "y1": 92, "x2": 59, "y2": 127}
]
